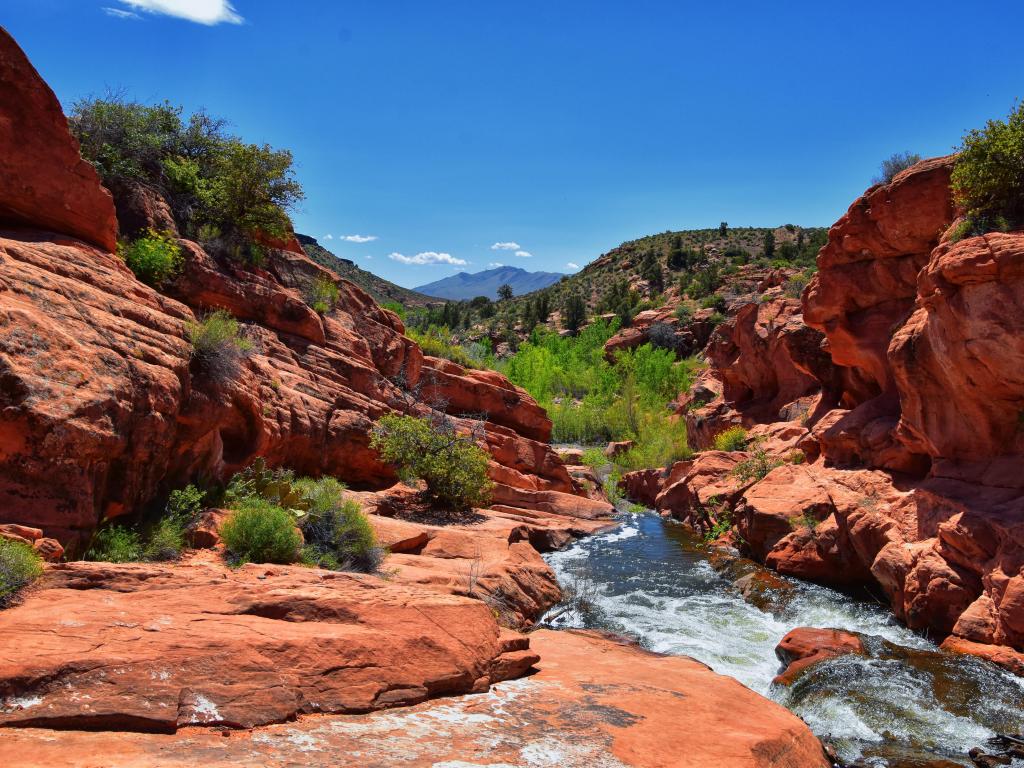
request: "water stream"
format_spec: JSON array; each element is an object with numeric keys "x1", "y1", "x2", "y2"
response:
[{"x1": 541, "y1": 510, "x2": 1024, "y2": 767}]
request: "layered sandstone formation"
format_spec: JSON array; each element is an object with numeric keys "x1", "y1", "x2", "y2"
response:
[
  {"x1": 0, "y1": 26, "x2": 829, "y2": 766},
  {"x1": 647, "y1": 156, "x2": 1024, "y2": 674},
  {"x1": 0, "y1": 630, "x2": 831, "y2": 768}
]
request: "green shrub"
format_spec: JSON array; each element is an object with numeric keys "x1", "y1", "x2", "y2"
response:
[
  {"x1": 142, "y1": 484, "x2": 206, "y2": 562},
  {"x1": 167, "y1": 484, "x2": 206, "y2": 520},
  {"x1": 370, "y1": 414, "x2": 493, "y2": 511},
  {"x1": 0, "y1": 539, "x2": 44, "y2": 607},
  {"x1": 700, "y1": 294, "x2": 726, "y2": 312},
  {"x1": 712, "y1": 426, "x2": 749, "y2": 452},
  {"x1": 220, "y1": 498, "x2": 302, "y2": 565},
  {"x1": 873, "y1": 152, "x2": 922, "y2": 185},
  {"x1": 186, "y1": 309, "x2": 253, "y2": 380},
  {"x1": 86, "y1": 525, "x2": 143, "y2": 563},
  {"x1": 732, "y1": 449, "x2": 783, "y2": 483},
  {"x1": 306, "y1": 275, "x2": 340, "y2": 314},
  {"x1": 407, "y1": 326, "x2": 478, "y2": 368},
  {"x1": 951, "y1": 101, "x2": 1024, "y2": 238},
  {"x1": 293, "y1": 477, "x2": 381, "y2": 572},
  {"x1": 783, "y1": 270, "x2": 813, "y2": 299},
  {"x1": 119, "y1": 229, "x2": 183, "y2": 287}
]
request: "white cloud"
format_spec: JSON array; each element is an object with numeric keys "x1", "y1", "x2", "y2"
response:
[
  {"x1": 388, "y1": 251, "x2": 467, "y2": 266},
  {"x1": 115, "y1": 0, "x2": 243, "y2": 25},
  {"x1": 103, "y1": 7, "x2": 140, "y2": 19},
  {"x1": 514, "y1": 250, "x2": 532, "y2": 258},
  {"x1": 323, "y1": 234, "x2": 334, "y2": 240},
  {"x1": 566, "y1": 262, "x2": 581, "y2": 270},
  {"x1": 342, "y1": 234, "x2": 378, "y2": 243},
  {"x1": 490, "y1": 242, "x2": 520, "y2": 251},
  {"x1": 488, "y1": 262, "x2": 504, "y2": 268}
]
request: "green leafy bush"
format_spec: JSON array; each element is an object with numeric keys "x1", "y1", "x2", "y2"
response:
[
  {"x1": 873, "y1": 152, "x2": 922, "y2": 185},
  {"x1": 220, "y1": 498, "x2": 302, "y2": 565},
  {"x1": 732, "y1": 449, "x2": 783, "y2": 483},
  {"x1": 69, "y1": 97, "x2": 303, "y2": 252},
  {"x1": 0, "y1": 539, "x2": 44, "y2": 607},
  {"x1": 186, "y1": 309, "x2": 253, "y2": 380},
  {"x1": 119, "y1": 228, "x2": 183, "y2": 287},
  {"x1": 370, "y1": 414, "x2": 493, "y2": 511},
  {"x1": 783, "y1": 269, "x2": 814, "y2": 299},
  {"x1": 306, "y1": 275, "x2": 340, "y2": 314},
  {"x1": 712, "y1": 426, "x2": 749, "y2": 452},
  {"x1": 407, "y1": 325, "x2": 479, "y2": 368},
  {"x1": 86, "y1": 525, "x2": 144, "y2": 563},
  {"x1": 951, "y1": 101, "x2": 1024, "y2": 238},
  {"x1": 293, "y1": 477, "x2": 381, "y2": 572}
]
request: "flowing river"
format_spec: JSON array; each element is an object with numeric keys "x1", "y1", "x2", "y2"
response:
[{"x1": 541, "y1": 510, "x2": 1024, "y2": 767}]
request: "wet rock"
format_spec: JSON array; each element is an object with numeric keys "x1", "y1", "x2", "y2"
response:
[
  {"x1": 0, "y1": 629, "x2": 832, "y2": 767},
  {"x1": 773, "y1": 627, "x2": 865, "y2": 685}
]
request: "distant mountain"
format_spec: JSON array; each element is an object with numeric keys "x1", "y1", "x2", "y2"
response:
[
  {"x1": 296, "y1": 235, "x2": 442, "y2": 307},
  {"x1": 414, "y1": 266, "x2": 564, "y2": 301}
]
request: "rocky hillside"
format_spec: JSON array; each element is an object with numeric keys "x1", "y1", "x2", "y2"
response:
[
  {"x1": 0, "y1": 26, "x2": 830, "y2": 767},
  {"x1": 623, "y1": 154, "x2": 1024, "y2": 676},
  {"x1": 296, "y1": 233, "x2": 443, "y2": 307}
]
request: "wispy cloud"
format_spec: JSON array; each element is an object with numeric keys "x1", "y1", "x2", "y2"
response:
[
  {"x1": 514, "y1": 250, "x2": 532, "y2": 258},
  {"x1": 566, "y1": 262, "x2": 581, "y2": 270},
  {"x1": 490, "y1": 241, "x2": 520, "y2": 251},
  {"x1": 103, "y1": 7, "x2": 140, "y2": 19},
  {"x1": 342, "y1": 234, "x2": 377, "y2": 243},
  {"x1": 488, "y1": 262, "x2": 504, "y2": 268},
  {"x1": 323, "y1": 234, "x2": 334, "y2": 240},
  {"x1": 389, "y1": 251, "x2": 467, "y2": 266},
  {"x1": 114, "y1": 0, "x2": 243, "y2": 25}
]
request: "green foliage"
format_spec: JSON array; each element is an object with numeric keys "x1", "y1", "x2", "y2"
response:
[
  {"x1": 0, "y1": 539, "x2": 44, "y2": 607},
  {"x1": 69, "y1": 96, "x2": 303, "y2": 252},
  {"x1": 407, "y1": 325, "x2": 487, "y2": 369},
  {"x1": 225, "y1": 457, "x2": 310, "y2": 516},
  {"x1": 732, "y1": 449, "x2": 783, "y2": 483},
  {"x1": 562, "y1": 293, "x2": 587, "y2": 333},
  {"x1": 167, "y1": 484, "x2": 206, "y2": 519},
  {"x1": 497, "y1": 283, "x2": 514, "y2": 301},
  {"x1": 951, "y1": 101, "x2": 1024, "y2": 237},
  {"x1": 86, "y1": 525, "x2": 143, "y2": 563},
  {"x1": 762, "y1": 231, "x2": 775, "y2": 259},
  {"x1": 119, "y1": 228, "x2": 183, "y2": 287},
  {"x1": 142, "y1": 484, "x2": 207, "y2": 561},
  {"x1": 186, "y1": 309, "x2": 253, "y2": 380},
  {"x1": 292, "y1": 477, "x2": 381, "y2": 572},
  {"x1": 499, "y1": 320, "x2": 697, "y2": 467},
  {"x1": 873, "y1": 151, "x2": 922, "y2": 185},
  {"x1": 700, "y1": 294, "x2": 726, "y2": 312},
  {"x1": 783, "y1": 269, "x2": 814, "y2": 299},
  {"x1": 220, "y1": 498, "x2": 303, "y2": 565},
  {"x1": 712, "y1": 426, "x2": 749, "y2": 452},
  {"x1": 306, "y1": 275, "x2": 340, "y2": 314},
  {"x1": 701, "y1": 502, "x2": 733, "y2": 544},
  {"x1": 381, "y1": 301, "x2": 406, "y2": 318},
  {"x1": 719, "y1": 222, "x2": 728, "y2": 236},
  {"x1": 370, "y1": 415, "x2": 494, "y2": 511},
  {"x1": 639, "y1": 250, "x2": 664, "y2": 294}
]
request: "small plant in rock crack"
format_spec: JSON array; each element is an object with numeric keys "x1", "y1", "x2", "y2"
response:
[
  {"x1": 186, "y1": 309, "x2": 254, "y2": 382},
  {"x1": 731, "y1": 449, "x2": 783, "y2": 483},
  {"x1": 305, "y1": 275, "x2": 340, "y2": 315},
  {"x1": 789, "y1": 511, "x2": 822, "y2": 535}
]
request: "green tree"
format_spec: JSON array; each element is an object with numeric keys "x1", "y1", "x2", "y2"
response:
[
  {"x1": 719, "y1": 221, "x2": 728, "y2": 236},
  {"x1": 951, "y1": 101, "x2": 1024, "y2": 236},
  {"x1": 762, "y1": 230, "x2": 775, "y2": 259},
  {"x1": 640, "y1": 250, "x2": 664, "y2": 294},
  {"x1": 497, "y1": 283, "x2": 514, "y2": 301},
  {"x1": 563, "y1": 293, "x2": 587, "y2": 334},
  {"x1": 873, "y1": 151, "x2": 922, "y2": 185},
  {"x1": 370, "y1": 415, "x2": 493, "y2": 511}
]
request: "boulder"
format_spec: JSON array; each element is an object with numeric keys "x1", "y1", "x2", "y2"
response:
[
  {"x1": 0, "y1": 27, "x2": 118, "y2": 251},
  {"x1": 773, "y1": 627, "x2": 865, "y2": 685}
]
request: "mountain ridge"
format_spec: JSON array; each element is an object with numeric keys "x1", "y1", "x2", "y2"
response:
[{"x1": 414, "y1": 265, "x2": 564, "y2": 300}]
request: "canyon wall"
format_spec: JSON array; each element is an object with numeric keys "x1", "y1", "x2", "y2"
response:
[{"x1": 661, "y1": 157, "x2": 1024, "y2": 671}]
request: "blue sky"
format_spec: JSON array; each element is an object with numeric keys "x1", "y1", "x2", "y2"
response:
[{"x1": 5, "y1": 1, "x2": 1023, "y2": 287}]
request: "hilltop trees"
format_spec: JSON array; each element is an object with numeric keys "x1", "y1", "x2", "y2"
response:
[
  {"x1": 640, "y1": 250, "x2": 664, "y2": 294},
  {"x1": 497, "y1": 283, "x2": 514, "y2": 301},
  {"x1": 762, "y1": 230, "x2": 775, "y2": 259},
  {"x1": 873, "y1": 151, "x2": 922, "y2": 185},
  {"x1": 69, "y1": 96, "x2": 303, "y2": 259},
  {"x1": 951, "y1": 101, "x2": 1024, "y2": 237}
]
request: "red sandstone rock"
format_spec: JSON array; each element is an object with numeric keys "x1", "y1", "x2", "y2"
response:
[
  {"x1": 604, "y1": 439, "x2": 635, "y2": 458},
  {"x1": 620, "y1": 468, "x2": 666, "y2": 507},
  {"x1": 108, "y1": 179, "x2": 179, "y2": 239},
  {"x1": 773, "y1": 627, "x2": 864, "y2": 685},
  {"x1": 940, "y1": 636, "x2": 1024, "y2": 678},
  {"x1": 803, "y1": 155, "x2": 956, "y2": 401},
  {"x1": 0, "y1": 561, "x2": 538, "y2": 731},
  {"x1": 0, "y1": 629, "x2": 830, "y2": 768},
  {"x1": 0, "y1": 28, "x2": 118, "y2": 251}
]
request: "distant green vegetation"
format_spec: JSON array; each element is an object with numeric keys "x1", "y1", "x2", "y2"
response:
[
  {"x1": 70, "y1": 97, "x2": 303, "y2": 262},
  {"x1": 498, "y1": 319, "x2": 698, "y2": 469},
  {"x1": 873, "y1": 151, "x2": 922, "y2": 185},
  {"x1": 951, "y1": 101, "x2": 1024, "y2": 239},
  {"x1": 407, "y1": 325, "x2": 495, "y2": 369}
]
